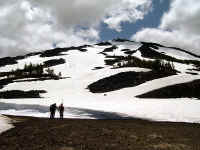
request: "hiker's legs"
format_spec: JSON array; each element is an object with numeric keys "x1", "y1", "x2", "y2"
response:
[
  {"x1": 52, "y1": 110, "x2": 55, "y2": 118},
  {"x1": 60, "y1": 112, "x2": 63, "y2": 119},
  {"x1": 50, "y1": 111, "x2": 53, "y2": 119}
]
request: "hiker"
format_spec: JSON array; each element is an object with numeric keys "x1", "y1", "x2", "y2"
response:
[
  {"x1": 50, "y1": 103, "x2": 57, "y2": 119},
  {"x1": 58, "y1": 103, "x2": 64, "y2": 119}
]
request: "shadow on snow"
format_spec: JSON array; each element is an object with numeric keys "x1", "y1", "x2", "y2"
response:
[{"x1": 0, "y1": 102, "x2": 133, "y2": 119}]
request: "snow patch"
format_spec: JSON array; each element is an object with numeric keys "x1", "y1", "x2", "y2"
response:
[
  {"x1": 154, "y1": 47, "x2": 200, "y2": 61},
  {"x1": 0, "y1": 115, "x2": 14, "y2": 134}
]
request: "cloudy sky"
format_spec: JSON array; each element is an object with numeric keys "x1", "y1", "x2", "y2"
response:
[{"x1": 0, "y1": 0, "x2": 200, "y2": 57}]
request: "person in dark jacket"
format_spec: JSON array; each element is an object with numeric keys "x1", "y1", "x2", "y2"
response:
[
  {"x1": 50, "y1": 103, "x2": 57, "y2": 119},
  {"x1": 58, "y1": 103, "x2": 64, "y2": 119}
]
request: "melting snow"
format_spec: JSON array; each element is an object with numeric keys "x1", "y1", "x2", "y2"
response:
[
  {"x1": 154, "y1": 47, "x2": 200, "y2": 61},
  {"x1": 0, "y1": 115, "x2": 13, "y2": 134},
  {"x1": 1, "y1": 41, "x2": 200, "y2": 123}
]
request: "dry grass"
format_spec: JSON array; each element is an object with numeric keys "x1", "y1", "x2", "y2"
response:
[{"x1": 0, "y1": 116, "x2": 200, "y2": 150}]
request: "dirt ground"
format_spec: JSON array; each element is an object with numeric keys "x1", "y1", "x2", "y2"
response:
[{"x1": 0, "y1": 116, "x2": 200, "y2": 150}]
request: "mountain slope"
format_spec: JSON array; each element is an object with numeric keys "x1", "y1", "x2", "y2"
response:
[{"x1": 0, "y1": 39, "x2": 200, "y2": 123}]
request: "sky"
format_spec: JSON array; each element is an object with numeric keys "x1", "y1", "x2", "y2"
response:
[{"x1": 0, "y1": 0, "x2": 200, "y2": 58}]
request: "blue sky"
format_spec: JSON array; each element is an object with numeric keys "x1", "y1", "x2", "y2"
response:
[{"x1": 100, "y1": 0, "x2": 170, "y2": 41}]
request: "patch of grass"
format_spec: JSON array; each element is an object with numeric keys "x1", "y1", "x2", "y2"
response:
[
  {"x1": 40, "y1": 45, "x2": 90, "y2": 57},
  {"x1": 96, "y1": 42, "x2": 112, "y2": 46},
  {"x1": 1, "y1": 115, "x2": 199, "y2": 150},
  {"x1": 138, "y1": 42, "x2": 200, "y2": 67},
  {"x1": 0, "y1": 78, "x2": 13, "y2": 89},
  {"x1": 124, "y1": 50, "x2": 137, "y2": 55},
  {"x1": 136, "y1": 79, "x2": 200, "y2": 99},
  {"x1": 102, "y1": 45, "x2": 118, "y2": 52},
  {"x1": 113, "y1": 38, "x2": 131, "y2": 42},
  {"x1": 40, "y1": 48, "x2": 68, "y2": 57},
  {"x1": 43, "y1": 58, "x2": 66, "y2": 67},
  {"x1": 88, "y1": 71, "x2": 175, "y2": 93},
  {"x1": 0, "y1": 57, "x2": 18, "y2": 67},
  {"x1": 186, "y1": 72, "x2": 198, "y2": 75},
  {"x1": 0, "y1": 90, "x2": 46, "y2": 99},
  {"x1": 92, "y1": 67, "x2": 104, "y2": 70}
]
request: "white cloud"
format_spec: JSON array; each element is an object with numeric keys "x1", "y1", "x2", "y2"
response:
[
  {"x1": 31, "y1": 0, "x2": 115, "y2": 28},
  {"x1": 104, "y1": 0, "x2": 152, "y2": 32},
  {"x1": 0, "y1": 0, "x2": 152, "y2": 57},
  {"x1": 132, "y1": 28, "x2": 200, "y2": 54},
  {"x1": 132, "y1": 0, "x2": 200, "y2": 54},
  {"x1": 0, "y1": 0, "x2": 101, "y2": 57},
  {"x1": 160, "y1": 0, "x2": 200, "y2": 34},
  {"x1": 32, "y1": 0, "x2": 152, "y2": 31}
]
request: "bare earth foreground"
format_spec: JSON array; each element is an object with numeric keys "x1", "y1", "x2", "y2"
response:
[{"x1": 0, "y1": 116, "x2": 200, "y2": 150}]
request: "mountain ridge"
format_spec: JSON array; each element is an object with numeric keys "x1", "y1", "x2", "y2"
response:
[{"x1": 1, "y1": 39, "x2": 200, "y2": 68}]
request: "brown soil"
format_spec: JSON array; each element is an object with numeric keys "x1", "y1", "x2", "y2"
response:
[{"x1": 0, "y1": 116, "x2": 200, "y2": 150}]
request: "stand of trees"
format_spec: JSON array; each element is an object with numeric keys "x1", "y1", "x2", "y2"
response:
[
  {"x1": 7, "y1": 63, "x2": 62, "y2": 79},
  {"x1": 113, "y1": 56, "x2": 176, "y2": 74}
]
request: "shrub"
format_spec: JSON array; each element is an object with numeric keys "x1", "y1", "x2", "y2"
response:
[
  {"x1": 23, "y1": 63, "x2": 44, "y2": 75},
  {"x1": 0, "y1": 90, "x2": 46, "y2": 99},
  {"x1": 113, "y1": 56, "x2": 177, "y2": 74},
  {"x1": 6, "y1": 63, "x2": 44, "y2": 78}
]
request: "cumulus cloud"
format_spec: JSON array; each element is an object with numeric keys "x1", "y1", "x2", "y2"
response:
[
  {"x1": 132, "y1": 28, "x2": 200, "y2": 54},
  {"x1": 104, "y1": 0, "x2": 152, "y2": 32},
  {"x1": 132, "y1": 0, "x2": 200, "y2": 54},
  {"x1": 31, "y1": 0, "x2": 115, "y2": 28},
  {"x1": 0, "y1": 0, "x2": 152, "y2": 57},
  {"x1": 160, "y1": 0, "x2": 200, "y2": 34},
  {"x1": 32, "y1": 0, "x2": 152, "y2": 31},
  {"x1": 0, "y1": 0, "x2": 102, "y2": 57}
]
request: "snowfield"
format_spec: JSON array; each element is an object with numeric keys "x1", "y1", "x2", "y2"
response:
[
  {"x1": 0, "y1": 115, "x2": 13, "y2": 134},
  {"x1": 0, "y1": 55, "x2": 63, "y2": 73},
  {"x1": 154, "y1": 47, "x2": 200, "y2": 61},
  {"x1": 1, "y1": 40, "x2": 200, "y2": 134}
]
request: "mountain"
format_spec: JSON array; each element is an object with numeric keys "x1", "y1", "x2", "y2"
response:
[{"x1": 0, "y1": 39, "x2": 200, "y2": 123}]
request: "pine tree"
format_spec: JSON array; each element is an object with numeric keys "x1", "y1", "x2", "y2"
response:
[{"x1": 29, "y1": 62, "x2": 33, "y2": 75}]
